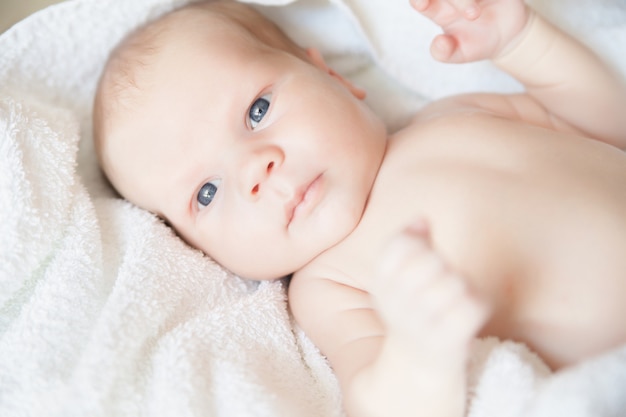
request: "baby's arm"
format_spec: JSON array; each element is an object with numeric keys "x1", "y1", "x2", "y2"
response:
[
  {"x1": 412, "y1": 0, "x2": 626, "y2": 148},
  {"x1": 353, "y1": 223, "x2": 488, "y2": 417},
  {"x1": 289, "y1": 223, "x2": 487, "y2": 417}
]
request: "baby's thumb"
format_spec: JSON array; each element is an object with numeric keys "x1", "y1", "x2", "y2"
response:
[
  {"x1": 430, "y1": 35, "x2": 465, "y2": 63},
  {"x1": 377, "y1": 218, "x2": 431, "y2": 280},
  {"x1": 404, "y1": 217, "x2": 430, "y2": 237}
]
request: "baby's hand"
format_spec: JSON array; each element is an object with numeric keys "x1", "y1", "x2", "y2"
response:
[
  {"x1": 374, "y1": 220, "x2": 489, "y2": 359},
  {"x1": 410, "y1": 0, "x2": 530, "y2": 63}
]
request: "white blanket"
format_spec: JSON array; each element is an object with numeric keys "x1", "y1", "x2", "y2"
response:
[{"x1": 1, "y1": 0, "x2": 625, "y2": 416}]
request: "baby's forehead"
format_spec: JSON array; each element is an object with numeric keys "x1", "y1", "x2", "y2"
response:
[
  {"x1": 148, "y1": 2, "x2": 303, "y2": 61},
  {"x1": 153, "y1": 4, "x2": 265, "y2": 46},
  {"x1": 97, "y1": 2, "x2": 295, "y2": 204},
  {"x1": 100, "y1": 12, "x2": 246, "y2": 115},
  {"x1": 104, "y1": 1, "x2": 299, "y2": 98}
]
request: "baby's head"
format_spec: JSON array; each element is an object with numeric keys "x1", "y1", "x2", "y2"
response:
[{"x1": 94, "y1": 0, "x2": 387, "y2": 280}]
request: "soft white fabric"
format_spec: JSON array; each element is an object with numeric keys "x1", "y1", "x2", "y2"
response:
[{"x1": 1, "y1": 0, "x2": 625, "y2": 416}]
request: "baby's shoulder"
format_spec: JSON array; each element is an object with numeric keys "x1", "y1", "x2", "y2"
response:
[
  {"x1": 387, "y1": 92, "x2": 559, "y2": 164},
  {"x1": 384, "y1": 104, "x2": 499, "y2": 166},
  {"x1": 288, "y1": 266, "x2": 377, "y2": 348},
  {"x1": 406, "y1": 92, "x2": 563, "y2": 135}
]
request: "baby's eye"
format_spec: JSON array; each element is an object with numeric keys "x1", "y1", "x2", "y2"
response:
[
  {"x1": 197, "y1": 179, "x2": 221, "y2": 210},
  {"x1": 248, "y1": 94, "x2": 271, "y2": 129}
]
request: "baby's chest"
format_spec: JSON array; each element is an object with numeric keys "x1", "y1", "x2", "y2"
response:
[
  {"x1": 323, "y1": 115, "x2": 626, "y2": 299},
  {"x1": 324, "y1": 147, "x2": 520, "y2": 295},
  {"x1": 315, "y1": 116, "x2": 626, "y2": 367}
]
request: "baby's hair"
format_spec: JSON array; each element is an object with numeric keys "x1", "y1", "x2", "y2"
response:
[{"x1": 93, "y1": 0, "x2": 305, "y2": 174}]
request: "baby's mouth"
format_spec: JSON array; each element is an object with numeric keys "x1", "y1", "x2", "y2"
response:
[{"x1": 285, "y1": 174, "x2": 323, "y2": 227}]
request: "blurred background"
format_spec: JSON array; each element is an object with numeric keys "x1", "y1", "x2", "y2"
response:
[{"x1": 1, "y1": 0, "x2": 64, "y2": 33}]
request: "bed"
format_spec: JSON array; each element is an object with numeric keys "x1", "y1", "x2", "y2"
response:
[{"x1": 1, "y1": 0, "x2": 625, "y2": 416}]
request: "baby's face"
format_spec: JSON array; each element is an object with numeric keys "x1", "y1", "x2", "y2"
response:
[{"x1": 104, "y1": 19, "x2": 386, "y2": 280}]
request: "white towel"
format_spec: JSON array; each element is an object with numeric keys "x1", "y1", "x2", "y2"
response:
[{"x1": 1, "y1": 0, "x2": 625, "y2": 416}]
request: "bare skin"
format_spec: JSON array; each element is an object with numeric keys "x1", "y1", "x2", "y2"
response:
[
  {"x1": 291, "y1": 103, "x2": 626, "y2": 416},
  {"x1": 289, "y1": 3, "x2": 626, "y2": 416},
  {"x1": 95, "y1": 1, "x2": 626, "y2": 416}
]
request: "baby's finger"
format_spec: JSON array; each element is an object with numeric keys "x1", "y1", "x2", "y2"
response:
[
  {"x1": 377, "y1": 221, "x2": 431, "y2": 280},
  {"x1": 384, "y1": 252, "x2": 447, "y2": 301},
  {"x1": 417, "y1": 272, "x2": 466, "y2": 317},
  {"x1": 430, "y1": 34, "x2": 455, "y2": 62},
  {"x1": 447, "y1": 0, "x2": 481, "y2": 20},
  {"x1": 436, "y1": 294, "x2": 490, "y2": 346},
  {"x1": 410, "y1": 0, "x2": 452, "y2": 21},
  {"x1": 430, "y1": 34, "x2": 476, "y2": 64},
  {"x1": 409, "y1": 0, "x2": 430, "y2": 13}
]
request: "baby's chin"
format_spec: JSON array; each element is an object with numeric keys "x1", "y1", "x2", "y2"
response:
[
  {"x1": 226, "y1": 256, "x2": 310, "y2": 282},
  {"x1": 215, "y1": 199, "x2": 367, "y2": 281},
  {"x1": 221, "y1": 240, "x2": 334, "y2": 282}
]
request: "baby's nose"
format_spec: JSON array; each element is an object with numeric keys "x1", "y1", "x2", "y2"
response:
[{"x1": 241, "y1": 145, "x2": 284, "y2": 199}]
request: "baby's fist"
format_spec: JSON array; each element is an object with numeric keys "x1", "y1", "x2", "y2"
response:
[{"x1": 374, "y1": 220, "x2": 489, "y2": 354}]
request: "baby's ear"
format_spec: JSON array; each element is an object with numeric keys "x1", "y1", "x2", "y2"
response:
[{"x1": 305, "y1": 48, "x2": 366, "y2": 100}]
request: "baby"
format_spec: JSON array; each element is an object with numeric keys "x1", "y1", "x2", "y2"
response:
[{"x1": 93, "y1": 1, "x2": 626, "y2": 416}]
